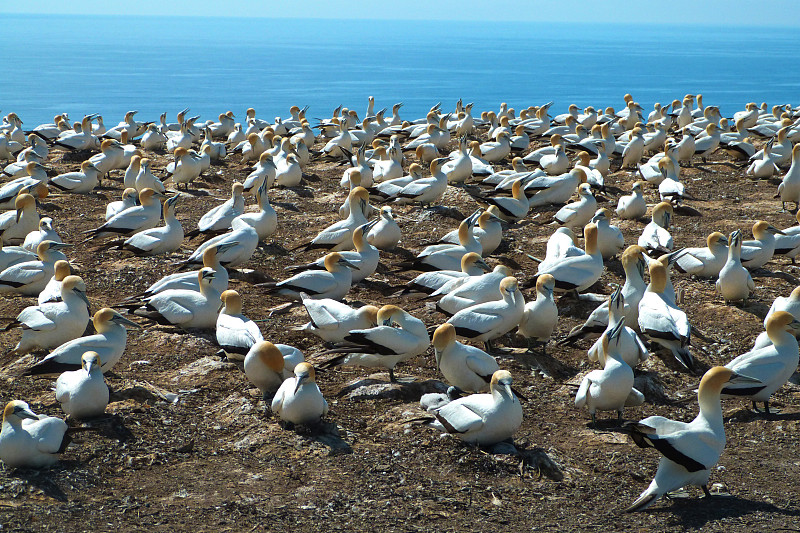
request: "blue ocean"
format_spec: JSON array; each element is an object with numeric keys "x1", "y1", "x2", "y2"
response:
[{"x1": 4, "y1": 14, "x2": 799, "y2": 126}]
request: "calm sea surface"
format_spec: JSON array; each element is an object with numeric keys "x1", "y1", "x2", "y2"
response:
[{"x1": 3, "y1": 14, "x2": 799, "y2": 126}]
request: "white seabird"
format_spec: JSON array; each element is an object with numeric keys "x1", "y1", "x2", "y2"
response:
[
  {"x1": 428, "y1": 370, "x2": 522, "y2": 446},
  {"x1": 624, "y1": 367, "x2": 761, "y2": 512},
  {"x1": 0, "y1": 400, "x2": 69, "y2": 468},
  {"x1": 432, "y1": 323, "x2": 499, "y2": 393},
  {"x1": 23, "y1": 308, "x2": 141, "y2": 375},
  {"x1": 271, "y1": 363, "x2": 328, "y2": 425},
  {"x1": 55, "y1": 351, "x2": 109, "y2": 419},
  {"x1": 723, "y1": 311, "x2": 799, "y2": 414}
]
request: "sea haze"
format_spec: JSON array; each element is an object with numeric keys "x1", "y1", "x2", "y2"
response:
[{"x1": 4, "y1": 14, "x2": 799, "y2": 125}]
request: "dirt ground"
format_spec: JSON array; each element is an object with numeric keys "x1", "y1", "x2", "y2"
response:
[{"x1": 1, "y1": 114, "x2": 799, "y2": 532}]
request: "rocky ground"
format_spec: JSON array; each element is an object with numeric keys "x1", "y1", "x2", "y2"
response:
[{"x1": 1, "y1": 120, "x2": 799, "y2": 532}]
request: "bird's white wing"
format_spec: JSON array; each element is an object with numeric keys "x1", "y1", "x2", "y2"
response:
[
  {"x1": 17, "y1": 306, "x2": 57, "y2": 330},
  {"x1": 435, "y1": 402, "x2": 485, "y2": 434}
]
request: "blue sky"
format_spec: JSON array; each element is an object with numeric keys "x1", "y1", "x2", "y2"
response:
[{"x1": 3, "y1": 0, "x2": 799, "y2": 26}]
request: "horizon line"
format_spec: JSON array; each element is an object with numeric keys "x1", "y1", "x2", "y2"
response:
[{"x1": 2, "y1": 12, "x2": 799, "y2": 29}]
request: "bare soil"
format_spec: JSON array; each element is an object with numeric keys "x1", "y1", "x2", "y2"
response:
[{"x1": 1, "y1": 123, "x2": 799, "y2": 532}]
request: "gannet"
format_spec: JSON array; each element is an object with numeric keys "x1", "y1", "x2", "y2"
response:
[
  {"x1": 399, "y1": 216, "x2": 481, "y2": 272},
  {"x1": 37, "y1": 259, "x2": 71, "y2": 304},
  {"x1": 193, "y1": 182, "x2": 245, "y2": 237},
  {"x1": 446, "y1": 276, "x2": 524, "y2": 351},
  {"x1": 0, "y1": 193, "x2": 39, "y2": 244},
  {"x1": 435, "y1": 264, "x2": 512, "y2": 316},
  {"x1": 372, "y1": 146, "x2": 404, "y2": 182},
  {"x1": 0, "y1": 238, "x2": 38, "y2": 273},
  {"x1": 339, "y1": 170, "x2": 371, "y2": 216},
  {"x1": 274, "y1": 154, "x2": 302, "y2": 188},
  {"x1": 442, "y1": 135, "x2": 473, "y2": 184},
  {"x1": 439, "y1": 208, "x2": 503, "y2": 256},
  {"x1": 746, "y1": 138, "x2": 781, "y2": 179},
  {"x1": 105, "y1": 188, "x2": 138, "y2": 220},
  {"x1": 478, "y1": 131, "x2": 511, "y2": 163},
  {"x1": 777, "y1": 144, "x2": 800, "y2": 211},
  {"x1": 53, "y1": 115, "x2": 99, "y2": 151},
  {"x1": 319, "y1": 304, "x2": 429, "y2": 382},
  {"x1": 366, "y1": 206, "x2": 401, "y2": 251},
  {"x1": 538, "y1": 227, "x2": 583, "y2": 267},
  {"x1": 140, "y1": 123, "x2": 167, "y2": 151},
  {"x1": 368, "y1": 162, "x2": 424, "y2": 201},
  {"x1": 722, "y1": 311, "x2": 799, "y2": 413},
  {"x1": 472, "y1": 179, "x2": 529, "y2": 223},
  {"x1": 588, "y1": 286, "x2": 648, "y2": 369},
  {"x1": 134, "y1": 158, "x2": 166, "y2": 194},
  {"x1": 296, "y1": 295, "x2": 379, "y2": 343},
  {"x1": 638, "y1": 202, "x2": 674, "y2": 255},
  {"x1": 84, "y1": 188, "x2": 164, "y2": 240},
  {"x1": 386, "y1": 158, "x2": 448, "y2": 206},
  {"x1": 123, "y1": 155, "x2": 141, "y2": 189},
  {"x1": 638, "y1": 261, "x2": 694, "y2": 372},
  {"x1": 0, "y1": 401, "x2": 68, "y2": 468},
  {"x1": 539, "y1": 143, "x2": 569, "y2": 175},
  {"x1": 625, "y1": 367, "x2": 761, "y2": 512},
  {"x1": 184, "y1": 216, "x2": 259, "y2": 268},
  {"x1": 240, "y1": 132, "x2": 266, "y2": 163},
  {"x1": 674, "y1": 131, "x2": 696, "y2": 165},
  {"x1": 143, "y1": 243, "x2": 233, "y2": 296},
  {"x1": 0, "y1": 168, "x2": 48, "y2": 209},
  {"x1": 24, "y1": 308, "x2": 140, "y2": 375},
  {"x1": 291, "y1": 187, "x2": 368, "y2": 252},
  {"x1": 692, "y1": 124, "x2": 720, "y2": 161},
  {"x1": 621, "y1": 128, "x2": 645, "y2": 168},
  {"x1": 31, "y1": 115, "x2": 68, "y2": 141},
  {"x1": 554, "y1": 183, "x2": 597, "y2": 229},
  {"x1": 0, "y1": 241, "x2": 70, "y2": 296},
  {"x1": 750, "y1": 126, "x2": 792, "y2": 164},
  {"x1": 166, "y1": 147, "x2": 204, "y2": 190},
  {"x1": 261, "y1": 252, "x2": 355, "y2": 301},
  {"x1": 243, "y1": 152, "x2": 277, "y2": 195},
  {"x1": 396, "y1": 252, "x2": 490, "y2": 296},
  {"x1": 215, "y1": 289, "x2": 263, "y2": 358},
  {"x1": 122, "y1": 195, "x2": 183, "y2": 256},
  {"x1": 285, "y1": 221, "x2": 378, "y2": 283},
  {"x1": 7, "y1": 275, "x2": 90, "y2": 354},
  {"x1": 523, "y1": 134, "x2": 562, "y2": 164},
  {"x1": 88, "y1": 139, "x2": 125, "y2": 177},
  {"x1": 675, "y1": 232, "x2": 728, "y2": 278},
  {"x1": 563, "y1": 245, "x2": 648, "y2": 344},
  {"x1": 271, "y1": 363, "x2": 328, "y2": 425},
  {"x1": 50, "y1": 161, "x2": 101, "y2": 194},
  {"x1": 740, "y1": 220, "x2": 783, "y2": 270},
  {"x1": 103, "y1": 110, "x2": 144, "y2": 140},
  {"x1": 428, "y1": 370, "x2": 522, "y2": 446},
  {"x1": 536, "y1": 223, "x2": 603, "y2": 292},
  {"x1": 466, "y1": 140, "x2": 495, "y2": 175},
  {"x1": 716, "y1": 230, "x2": 754, "y2": 304},
  {"x1": 131, "y1": 267, "x2": 221, "y2": 330},
  {"x1": 244, "y1": 341, "x2": 304, "y2": 398},
  {"x1": 525, "y1": 167, "x2": 588, "y2": 209},
  {"x1": 616, "y1": 181, "x2": 647, "y2": 220},
  {"x1": 591, "y1": 208, "x2": 624, "y2": 259},
  {"x1": 55, "y1": 351, "x2": 109, "y2": 418},
  {"x1": 23, "y1": 217, "x2": 61, "y2": 255},
  {"x1": 517, "y1": 274, "x2": 558, "y2": 353},
  {"x1": 4, "y1": 154, "x2": 45, "y2": 180},
  {"x1": 237, "y1": 180, "x2": 277, "y2": 240},
  {"x1": 576, "y1": 321, "x2": 643, "y2": 425},
  {"x1": 432, "y1": 323, "x2": 499, "y2": 393},
  {"x1": 574, "y1": 149, "x2": 606, "y2": 187}
]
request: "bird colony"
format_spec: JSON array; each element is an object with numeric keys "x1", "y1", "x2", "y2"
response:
[{"x1": 0, "y1": 96, "x2": 799, "y2": 516}]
